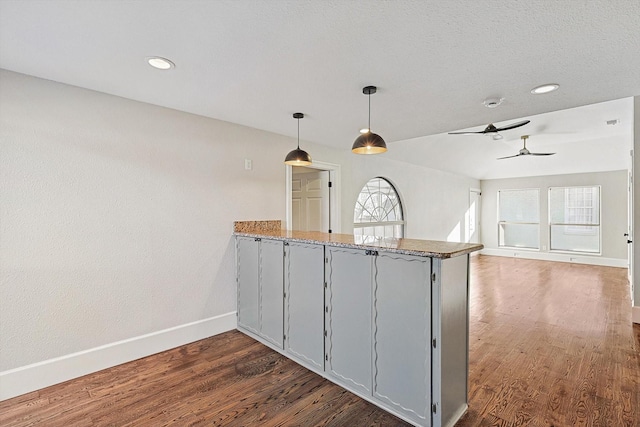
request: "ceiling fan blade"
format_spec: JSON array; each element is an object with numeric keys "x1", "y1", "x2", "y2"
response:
[
  {"x1": 496, "y1": 153, "x2": 523, "y2": 160},
  {"x1": 449, "y1": 120, "x2": 530, "y2": 135},
  {"x1": 494, "y1": 120, "x2": 531, "y2": 132},
  {"x1": 498, "y1": 135, "x2": 554, "y2": 159}
]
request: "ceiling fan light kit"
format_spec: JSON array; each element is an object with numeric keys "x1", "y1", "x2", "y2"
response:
[
  {"x1": 284, "y1": 112, "x2": 312, "y2": 166},
  {"x1": 352, "y1": 85, "x2": 387, "y2": 154}
]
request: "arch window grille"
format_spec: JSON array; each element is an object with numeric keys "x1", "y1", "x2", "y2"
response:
[{"x1": 353, "y1": 177, "x2": 404, "y2": 242}]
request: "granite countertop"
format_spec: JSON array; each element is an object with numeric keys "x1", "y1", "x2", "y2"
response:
[{"x1": 234, "y1": 229, "x2": 483, "y2": 259}]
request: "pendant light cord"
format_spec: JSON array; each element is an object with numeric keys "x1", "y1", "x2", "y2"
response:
[
  {"x1": 297, "y1": 118, "x2": 300, "y2": 149},
  {"x1": 368, "y1": 93, "x2": 371, "y2": 131}
]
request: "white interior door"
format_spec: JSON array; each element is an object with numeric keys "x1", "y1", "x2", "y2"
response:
[{"x1": 292, "y1": 169, "x2": 329, "y2": 232}]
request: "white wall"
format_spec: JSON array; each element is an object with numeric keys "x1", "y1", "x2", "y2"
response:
[
  {"x1": 0, "y1": 69, "x2": 292, "y2": 375},
  {"x1": 481, "y1": 170, "x2": 628, "y2": 266},
  {"x1": 295, "y1": 143, "x2": 479, "y2": 241},
  {"x1": 0, "y1": 70, "x2": 478, "y2": 398}
]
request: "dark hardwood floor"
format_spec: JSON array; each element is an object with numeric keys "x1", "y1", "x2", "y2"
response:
[
  {"x1": 1, "y1": 255, "x2": 639, "y2": 426},
  {"x1": 462, "y1": 256, "x2": 640, "y2": 426}
]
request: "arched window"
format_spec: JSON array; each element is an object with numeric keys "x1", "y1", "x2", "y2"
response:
[{"x1": 353, "y1": 177, "x2": 404, "y2": 242}]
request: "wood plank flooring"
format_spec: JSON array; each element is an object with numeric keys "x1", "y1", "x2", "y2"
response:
[
  {"x1": 1, "y1": 255, "x2": 639, "y2": 426},
  {"x1": 461, "y1": 256, "x2": 640, "y2": 426}
]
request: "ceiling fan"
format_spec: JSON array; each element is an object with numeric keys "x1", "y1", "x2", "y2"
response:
[
  {"x1": 448, "y1": 119, "x2": 530, "y2": 136},
  {"x1": 497, "y1": 135, "x2": 555, "y2": 160}
]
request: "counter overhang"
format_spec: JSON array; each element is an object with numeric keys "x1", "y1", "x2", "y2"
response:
[{"x1": 234, "y1": 229, "x2": 483, "y2": 259}]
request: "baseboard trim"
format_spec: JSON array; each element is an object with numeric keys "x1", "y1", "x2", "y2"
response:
[
  {"x1": 633, "y1": 306, "x2": 640, "y2": 324},
  {"x1": 0, "y1": 311, "x2": 237, "y2": 401},
  {"x1": 479, "y1": 248, "x2": 628, "y2": 268}
]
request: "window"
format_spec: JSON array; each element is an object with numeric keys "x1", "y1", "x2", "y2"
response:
[
  {"x1": 353, "y1": 177, "x2": 404, "y2": 243},
  {"x1": 498, "y1": 189, "x2": 539, "y2": 249},
  {"x1": 549, "y1": 186, "x2": 600, "y2": 253}
]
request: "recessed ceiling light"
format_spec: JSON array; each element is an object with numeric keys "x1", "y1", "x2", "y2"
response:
[
  {"x1": 146, "y1": 56, "x2": 175, "y2": 70},
  {"x1": 530, "y1": 83, "x2": 559, "y2": 95}
]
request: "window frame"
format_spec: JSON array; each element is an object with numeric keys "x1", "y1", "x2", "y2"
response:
[
  {"x1": 353, "y1": 177, "x2": 405, "y2": 241},
  {"x1": 497, "y1": 188, "x2": 540, "y2": 250},
  {"x1": 548, "y1": 185, "x2": 602, "y2": 255}
]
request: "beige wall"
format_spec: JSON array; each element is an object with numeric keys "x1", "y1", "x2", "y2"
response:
[
  {"x1": 0, "y1": 70, "x2": 291, "y2": 371},
  {"x1": 0, "y1": 69, "x2": 479, "y2": 377},
  {"x1": 304, "y1": 142, "x2": 479, "y2": 241},
  {"x1": 481, "y1": 170, "x2": 629, "y2": 262}
]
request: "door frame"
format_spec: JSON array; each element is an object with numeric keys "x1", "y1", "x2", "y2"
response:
[
  {"x1": 468, "y1": 188, "x2": 482, "y2": 245},
  {"x1": 286, "y1": 160, "x2": 341, "y2": 233},
  {"x1": 629, "y1": 168, "x2": 634, "y2": 303}
]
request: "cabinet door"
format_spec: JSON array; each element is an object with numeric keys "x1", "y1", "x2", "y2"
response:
[
  {"x1": 325, "y1": 247, "x2": 372, "y2": 394},
  {"x1": 373, "y1": 252, "x2": 431, "y2": 426},
  {"x1": 284, "y1": 242, "x2": 325, "y2": 371},
  {"x1": 259, "y1": 239, "x2": 284, "y2": 348},
  {"x1": 237, "y1": 237, "x2": 259, "y2": 334}
]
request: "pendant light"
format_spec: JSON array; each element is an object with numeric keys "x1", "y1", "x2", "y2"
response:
[
  {"x1": 284, "y1": 112, "x2": 312, "y2": 166},
  {"x1": 352, "y1": 86, "x2": 387, "y2": 154}
]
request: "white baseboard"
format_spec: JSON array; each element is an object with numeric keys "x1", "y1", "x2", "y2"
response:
[
  {"x1": 633, "y1": 306, "x2": 640, "y2": 324},
  {"x1": 0, "y1": 312, "x2": 237, "y2": 401},
  {"x1": 480, "y1": 248, "x2": 628, "y2": 268}
]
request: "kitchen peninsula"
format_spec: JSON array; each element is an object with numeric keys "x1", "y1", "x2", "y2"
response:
[{"x1": 234, "y1": 221, "x2": 483, "y2": 427}]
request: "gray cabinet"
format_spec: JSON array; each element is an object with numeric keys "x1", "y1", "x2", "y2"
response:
[
  {"x1": 236, "y1": 236, "x2": 284, "y2": 348},
  {"x1": 325, "y1": 247, "x2": 372, "y2": 394},
  {"x1": 284, "y1": 242, "x2": 325, "y2": 370},
  {"x1": 259, "y1": 239, "x2": 285, "y2": 347},
  {"x1": 325, "y1": 248, "x2": 432, "y2": 425},
  {"x1": 236, "y1": 232, "x2": 473, "y2": 427},
  {"x1": 373, "y1": 252, "x2": 431, "y2": 425},
  {"x1": 237, "y1": 237, "x2": 260, "y2": 334}
]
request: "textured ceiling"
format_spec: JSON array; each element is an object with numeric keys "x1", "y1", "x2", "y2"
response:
[
  {"x1": 386, "y1": 97, "x2": 634, "y2": 180},
  {"x1": 1, "y1": 0, "x2": 638, "y2": 179}
]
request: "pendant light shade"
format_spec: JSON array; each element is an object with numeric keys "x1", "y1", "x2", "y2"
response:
[
  {"x1": 352, "y1": 132, "x2": 387, "y2": 154},
  {"x1": 284, "y1": 112, "x2": 312, "y2": 166},
  {"x1": 352, "y1": 86, "x2": 387, "y2": 154}
]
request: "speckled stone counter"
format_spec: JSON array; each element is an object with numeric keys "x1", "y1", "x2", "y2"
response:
[
  {"x1": 233, "y1": 229, "x2": 482, "y2": 258},
  {"x1": 233, "y1": 220, "x2": 281, "y2": 233}
]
